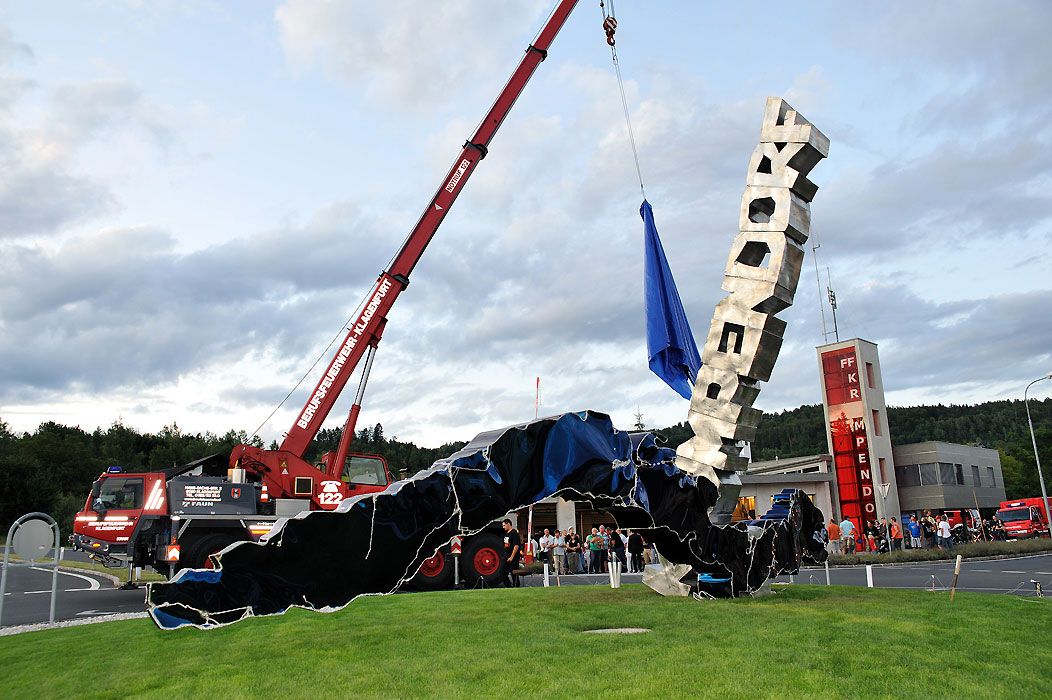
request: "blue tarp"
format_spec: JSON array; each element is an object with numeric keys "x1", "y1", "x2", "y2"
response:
[{"x1": 641, "y1": 199, "x2": 702, "y2": 400}]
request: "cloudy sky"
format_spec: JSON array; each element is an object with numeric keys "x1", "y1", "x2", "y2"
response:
[{"x1": 2, "y1": 1, "x2": 1050, "y2": 448}]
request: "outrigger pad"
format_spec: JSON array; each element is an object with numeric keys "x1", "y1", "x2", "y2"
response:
[{"x1": 147, "y1": 411, "x2": 827, "y2": 629}]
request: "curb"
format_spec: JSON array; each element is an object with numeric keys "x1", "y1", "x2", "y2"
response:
[
  {"x1": 0, "y1": 612, "x2": 149, "y2": 637},
  {"x1": 805, "y1": 550, "x2": 1052, "y2": 571}
]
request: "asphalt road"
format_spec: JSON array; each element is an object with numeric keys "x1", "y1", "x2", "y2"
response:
[
  {"x1": 782, "y1": 552, "x2": 1052, "y2": 596},
  {"x1": 1, "y1": 559, "x2": 148, "y2": 628}
]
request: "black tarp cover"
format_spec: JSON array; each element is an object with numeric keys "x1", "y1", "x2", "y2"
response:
[{"x1": 148, "y1": 411, "x2": 826, "y2": 629}]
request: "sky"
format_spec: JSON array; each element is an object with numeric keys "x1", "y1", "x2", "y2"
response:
[{"x1": 1, "y1": 0, "x2": 1050, "y2": 449}]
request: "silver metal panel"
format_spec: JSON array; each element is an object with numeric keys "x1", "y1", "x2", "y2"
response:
[{"x1": 675, "y1": 96, "x2": 827, "y2": 488}]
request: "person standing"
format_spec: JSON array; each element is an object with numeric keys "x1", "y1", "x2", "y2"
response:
[
  {"x1": 627, "y1": 530, "x2": 646, "y2": 572},
  {"x1": 907, "y1": 515, "x2": 922, "y2": 549},
  {"x1": 826, "y1": 519, "x2": 841, "y2": 555},
  {"x1": 598, "y1": 525, "x2": 610, "y2": 573},
  {"x1": 611, "y1": 527, "x2": 627, "y2": 573},
  {"x1": 538, "y1": 528, "x2": 554, "y2": 568},
  {"x1": 921, "y1": 510, "x2": 937, "y2": 549},
  {"x1": 501, "y1": 519, "x2": 521, "y2": 588},
  {"x1": 937, "y1": 515, "x2": 954, "y2": 551},
  {"x1": 889, "y1": 517, "x2": 903, "y2": 552},
  {"x1": 587, "y1": 527, "x2": 603, "y2": 574},
  {"x1": 552, "y1": 529, "x2": 567, "y2": 575},
  {"x1": 564, "y1": 527, "x2": 581, "y2": 574},
  {"x1": 839, "y1": 516, "x2": 856, "y2": 554}
]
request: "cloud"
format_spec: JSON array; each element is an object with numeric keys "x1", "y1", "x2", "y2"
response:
[
  {"x1": 0, "y1": 201, "x2": 390, "y2": 401},
  {"x1": 274, "y1": 0, "x2": 544, "y2": 112}
]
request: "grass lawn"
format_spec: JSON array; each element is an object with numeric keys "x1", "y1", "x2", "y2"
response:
[{"x1": 1, "y1": 584, "x2": 1048, "y2": 699}]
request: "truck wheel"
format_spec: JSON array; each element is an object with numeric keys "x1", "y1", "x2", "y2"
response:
[
  {"x1": 463, "y1": 534, "x2": 504, "y2": 587},
  {"x1": 183, "y1": 533, "x2": 239, "y2": 571},
  {"x1": 412, "y1": 546, "x2": 454, "y2": 590}
]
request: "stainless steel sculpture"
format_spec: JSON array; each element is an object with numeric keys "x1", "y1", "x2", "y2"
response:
[{"x1": 675, "y1": 97, "x2": 828, "y2": 523}]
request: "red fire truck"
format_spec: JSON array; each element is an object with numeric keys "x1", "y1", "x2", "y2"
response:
[
  {"x1": 72, "y1": 0, "x2": 581, "y2": 589},
  {"x1": 994, "y1": 498, "x2": 1052, "y2": 539}
]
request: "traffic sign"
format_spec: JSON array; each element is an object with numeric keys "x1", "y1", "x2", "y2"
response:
[
  {"x1": 165, "y1": 545, "x2": 180, "y2": 562},
  {"x1": 450, "y1": 536, "x2": 462, "y2": 555}
]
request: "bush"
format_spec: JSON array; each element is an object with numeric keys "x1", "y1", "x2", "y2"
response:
[{"x1": 829, "y1": 538, "x2": 1052, "y2": 566}]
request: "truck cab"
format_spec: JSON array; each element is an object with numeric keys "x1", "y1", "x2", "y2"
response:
[
  {"x1": 994, "y1": 499, "x2": 1051, "y2": 539},
  {"x1": 72, "y1": 467, "x2": 167, "y2": 567}
]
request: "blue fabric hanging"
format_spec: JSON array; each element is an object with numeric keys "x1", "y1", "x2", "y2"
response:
[{"x1": 642, "y1": 199, "x2": 701, "y2": 400}]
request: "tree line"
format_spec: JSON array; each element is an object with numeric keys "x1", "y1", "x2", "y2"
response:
[{"x1": 0, "y1": 418, "x2": 464, "y2": 538}]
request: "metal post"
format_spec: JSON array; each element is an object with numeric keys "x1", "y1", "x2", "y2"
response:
[
  {"x1": 825, "y1": 559, "x2": 831, "y2": 585},
  {"x1": 949, "y1": 554, "x2": 962, "y2": 601},
  {"x1": 866, "y1": 564, "x2": 873, "y2": 588},
  {"x1": 1025, "y1": 373, "x2": 1052, "y2": 524},
  {"x1": 0, "y1": 527, "x2": 11, "y2": 625},
  {"x1": 48, "y1": 524, "x2": 59, "y2": 624}
]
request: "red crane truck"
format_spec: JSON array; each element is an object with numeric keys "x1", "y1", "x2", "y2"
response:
[{"x1": 72, "y1": 0, "x2": 582, "y2": 589}]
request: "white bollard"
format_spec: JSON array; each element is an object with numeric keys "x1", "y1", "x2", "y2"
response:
[
  {"x1": 609, "y1": 560, "x2": 622, "y2": 588},
  {"x1": 825, "y1": 560, "x2": 831, "y2": 585},
  {"x1": 866, "y1": 564, "x2": 874, "y2": 588},
  {"x1": 543, "y1": 563, "x2": 550, "y2": 587}
]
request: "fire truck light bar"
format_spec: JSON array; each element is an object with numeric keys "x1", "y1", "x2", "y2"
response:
[{"x1": 107, "y1": 466, "x2": 124, "y2": 473}]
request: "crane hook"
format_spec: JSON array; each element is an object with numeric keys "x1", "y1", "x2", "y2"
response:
[{"x1": 600, "y1": 1, "x2": 617, "y2": 46}]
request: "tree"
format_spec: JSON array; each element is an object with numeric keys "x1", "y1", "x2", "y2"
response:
[{"x1": 633, "y1": 409, "x2": 646, "y2": 431}]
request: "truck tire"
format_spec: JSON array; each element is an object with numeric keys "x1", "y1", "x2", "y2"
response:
[
  {"x1": 462, "y1": 533, "x2": 504, "y2": 588},
  {"x1": 183, "y1": 533, "x2": 239, "y2": 571},
  {"x1": 412, "y1": 546, "x2": 454, "y2": 591}
]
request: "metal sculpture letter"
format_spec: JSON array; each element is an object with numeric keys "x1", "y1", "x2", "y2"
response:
[{"x1": 675, "y1": 97, "x2": 829, "y2": 523}]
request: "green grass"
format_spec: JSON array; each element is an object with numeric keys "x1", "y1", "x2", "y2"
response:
[
  {"x1": 2, "y1": 585, "x2": 1049, "y2": 699},
  {"x1": 829, "y1": 537, "x2": 1052, "y2": 566}
]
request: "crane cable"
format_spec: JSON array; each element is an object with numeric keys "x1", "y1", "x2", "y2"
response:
[{"x1": 599, "y1": 0, "x2": 645, "y2": 199}]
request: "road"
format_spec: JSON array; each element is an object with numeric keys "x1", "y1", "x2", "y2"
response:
[
  {"x1": 783, "y1": 552, "x2": 1052, "y2": 595},
  {"x1": 1, "y1": 553, "x2": 148, "y2": 628}
]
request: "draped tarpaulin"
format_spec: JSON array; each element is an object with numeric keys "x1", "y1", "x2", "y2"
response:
[
  {"x1": 641, "y1": 200, "x2": 702, "y2": 400},
  {"x1": 146, "y1": 411, "x2": 827, "y2": 629}
]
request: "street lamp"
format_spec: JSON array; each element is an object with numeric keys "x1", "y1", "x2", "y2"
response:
[{"x1": 1025, "y1": 372, "x2": 1052, "y2": 520}]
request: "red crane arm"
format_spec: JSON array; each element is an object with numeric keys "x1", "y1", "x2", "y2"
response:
[{"x1": 279, "y1": 0, "x2": 580, "y2": 457}]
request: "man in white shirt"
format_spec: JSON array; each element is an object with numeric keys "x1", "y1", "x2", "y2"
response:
[
  {"x1": 937, "y1": 515, "x2": 954, "y2": 551},
  {"x1": 538, "y1": 528, "x2": 554, "y2": 567}
]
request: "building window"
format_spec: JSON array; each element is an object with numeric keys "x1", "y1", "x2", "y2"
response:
[
  {"x1": 938, "y1": 462, "x2": 956, "y2": 485},
  {"x1": 971, "y1": 465, "x2": 981, "y2": 486},
  {"x1": 955, "y1": 464, "x2": 964, "y2": 486},
  {"x1": 919, "y1": 463, "x2": 938, "y2": 486},
  {"x1": 872, "y1": 409, "x2": 882, "y2": 436},
  {"x1": 897, "y1": 464, "x2": 920, "y2": 487},
  {"x1": 865, "y1": 362, "x2": 875, "y2": 388},
  {"x1": 987, "y1": 466, "x2": 996, "y2": 487}
]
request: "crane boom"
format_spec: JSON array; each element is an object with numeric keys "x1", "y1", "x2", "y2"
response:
[{"x1": 278, "y1": 0, "x2": 580, "y2": 457}]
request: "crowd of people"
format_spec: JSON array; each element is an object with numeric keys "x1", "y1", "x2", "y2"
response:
[
  {"x1": 501, "y1": 522, "x2": 656, "y2": 586},
  {"x1": 824, "y1": 509, "x2": 1005, "y2": 556}
]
